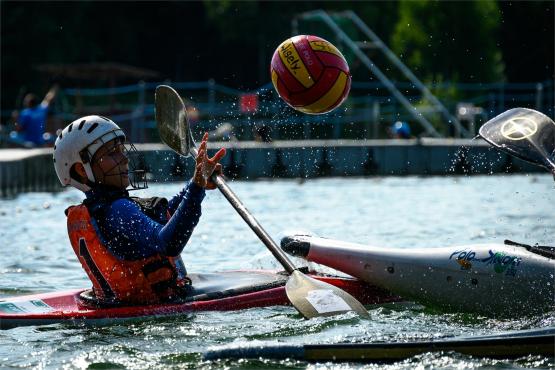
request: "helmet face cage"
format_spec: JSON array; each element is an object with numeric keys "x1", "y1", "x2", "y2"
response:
[
  {"x1": 85, "y1": 138, "x2": 149, "y2": 191},
  {"x1": 125, "y1": 143, "x2": 148, "y2": 190}
]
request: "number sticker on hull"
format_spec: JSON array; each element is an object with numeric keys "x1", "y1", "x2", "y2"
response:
[{"x1": 0, "y1": 300, "x2": 54, "y2": 314}]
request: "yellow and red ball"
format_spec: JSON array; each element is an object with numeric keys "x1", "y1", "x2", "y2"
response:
[{"x1": 270, "y1": 35, "x2": 351, "y2": 114}]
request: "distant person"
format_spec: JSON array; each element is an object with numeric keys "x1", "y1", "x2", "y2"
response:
[
  {"x1": 183, "y1": 101, "x2": 236, "y2": 142},
  {"x1": 185, "y1": 103, "x2": 200, "y2": 126},
  {"x1": 389, "y1": 121, "x2": 411, "y2": 139},
  {"x1": 11, "y1": 85, "x2": 58, "y2": 147},
  {"x1": 253, "y1": 123, "x2": 272, "y2": 142}
]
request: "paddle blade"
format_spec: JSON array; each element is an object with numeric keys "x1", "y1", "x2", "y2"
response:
[
  {"x1": 286, "y1": 270, "x2": 369, "y2": 319},
  {"x1": 479, "y1": 108, "x2": 555, "y2": 172},
  {"x1": 155, "y1": 85, "x2": 194, "y2": 156}
]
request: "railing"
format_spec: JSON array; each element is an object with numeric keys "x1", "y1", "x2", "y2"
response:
[{"x1": 1, "y1": 79, "x2": 552, "y2": 145}]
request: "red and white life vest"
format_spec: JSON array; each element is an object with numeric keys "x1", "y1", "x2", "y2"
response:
[{"x1": 66, "y1": 204, "x2": 187, "y2": 304}]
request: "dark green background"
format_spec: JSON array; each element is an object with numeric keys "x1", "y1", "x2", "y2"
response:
[{"x1": 1, "y1": 1, "x2": 553, "y2": 111}]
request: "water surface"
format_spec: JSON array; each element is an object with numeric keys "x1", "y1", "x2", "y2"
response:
[{"x1": 1, "y1": 175, "x2": 554, "y2": 369}]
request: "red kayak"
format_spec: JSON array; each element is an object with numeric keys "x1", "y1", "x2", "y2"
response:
[{"x1": 0, "y1": 270, "x2": 399, "y2": 329}]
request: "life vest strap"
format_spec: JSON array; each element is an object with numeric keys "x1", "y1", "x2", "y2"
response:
[{"x1": 78, "y1": 237, "x2": 116, "y2": 300}]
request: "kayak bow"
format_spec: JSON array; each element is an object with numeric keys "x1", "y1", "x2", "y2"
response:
[{"x1": 281, "y1": 234, "x2": 555, "y2": 316}]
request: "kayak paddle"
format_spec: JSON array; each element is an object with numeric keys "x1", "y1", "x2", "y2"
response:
[
  {"x1": 154, "y1": 85, "x2": 369, "y2": 319},
  {"x1": 479, "y1": 108, "x2": 555, "y2": 173}
]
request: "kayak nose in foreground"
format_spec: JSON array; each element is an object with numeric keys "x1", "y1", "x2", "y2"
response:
[{"x1": 281, "y1": 234, "x2": 555, "y2": 317}]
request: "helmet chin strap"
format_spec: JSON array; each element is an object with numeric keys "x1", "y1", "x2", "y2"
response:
[{"x1": 83, "y1": 162, "x2": 97, "y2": 184}]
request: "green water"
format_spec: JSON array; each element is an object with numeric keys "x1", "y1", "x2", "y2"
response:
[{"x1": 1, "y1": 176, "x2": 554, "y2": 369}]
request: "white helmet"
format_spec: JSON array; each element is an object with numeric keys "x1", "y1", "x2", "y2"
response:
[{"x1": 53, "y1": 115, "x2": 125, "y2": 192}]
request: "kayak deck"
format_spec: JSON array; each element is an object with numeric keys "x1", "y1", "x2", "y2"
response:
[{"x1": 0, "y1": 270, "x2": 399, "y2": 329}]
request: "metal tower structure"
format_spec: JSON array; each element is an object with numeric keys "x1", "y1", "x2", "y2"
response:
[{"x1": 293, "y1": 10, "x2": 469, "y2": 138}]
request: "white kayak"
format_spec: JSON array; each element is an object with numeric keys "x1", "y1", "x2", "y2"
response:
[{"x1": 281, "y1": 235, "x2": 555, "y2": 316}]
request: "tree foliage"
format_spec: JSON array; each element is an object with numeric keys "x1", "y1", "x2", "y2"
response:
[
  {"x1": 1, "y1": 1, "x2": 552, "y2": 112},
  {"x1": 391, "y1": 0, "x2": 504, "y2": 83}
]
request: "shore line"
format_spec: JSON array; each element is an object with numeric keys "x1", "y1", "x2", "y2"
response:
[{"x1": 0, "y1": 138, "x2": 540, "y2": 197}]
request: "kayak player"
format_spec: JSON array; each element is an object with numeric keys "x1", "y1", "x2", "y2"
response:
[{"x1": 52, "y1": 115, "x2": 226, "y2": 305}]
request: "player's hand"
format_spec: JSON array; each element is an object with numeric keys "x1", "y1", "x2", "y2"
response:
[{"x1": 193, "y1": 132, "x2": 226, "y2": 190}]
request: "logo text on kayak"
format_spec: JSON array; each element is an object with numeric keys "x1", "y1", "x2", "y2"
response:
[{"x1": 449, "y1": 249, "x2": 522, "y2": 276}]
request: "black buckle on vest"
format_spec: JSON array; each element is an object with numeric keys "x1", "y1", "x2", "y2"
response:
[
  {"x1": 142, "y1": 259, "x2": 179, "y2": 296},
  {"x1": 142, "y1": 259, "x2": 174, "y2": 277}
]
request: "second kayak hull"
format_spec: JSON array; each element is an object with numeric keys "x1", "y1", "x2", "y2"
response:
[{"x1": 281, "y1": 235, "x2": 555, "y2": 316}]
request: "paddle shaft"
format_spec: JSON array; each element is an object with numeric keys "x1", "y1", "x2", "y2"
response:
[{"x1": 190, "y1": 147, "x2": 297, "y2": 274}]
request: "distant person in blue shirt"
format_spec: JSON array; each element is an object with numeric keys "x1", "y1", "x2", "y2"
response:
[
  {"x1": 53, "y1": 115, "x2": 226, "y2": 304},
  {"x1": 11, "y1": 85, "x2": 58, "y2": 147},
  {"x1": 389, "y1": 121, "x2": 411, "y2": 139}
]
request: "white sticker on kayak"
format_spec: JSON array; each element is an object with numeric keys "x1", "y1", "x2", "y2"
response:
[
  {"x1": 0, "y1": 300, "x2": 54, "y2": 314},
  {"x1": 306, "y1": 289, "x2": 351, "y2": 314}
]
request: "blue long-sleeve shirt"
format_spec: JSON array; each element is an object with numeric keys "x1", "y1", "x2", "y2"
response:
[
  {"x1": 19, "y1": 103, "x2": 49, "y2": 145},
  {"x1": 84, "y1": 181, "x2": 205, "y2": 260}
]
